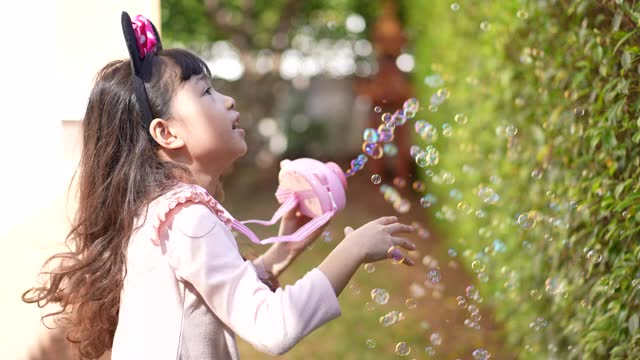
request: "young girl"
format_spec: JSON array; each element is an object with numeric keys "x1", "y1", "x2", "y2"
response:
[{"x1": 23, "y1": 13, "x2": 416, "y2": 359}]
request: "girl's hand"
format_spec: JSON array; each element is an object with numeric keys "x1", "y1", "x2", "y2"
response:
[
  {"x1": 342, "y1": 216, "x2": 416, "y2": 265},
  {"x1": 277, "y1": 208, "x2": 329, "y2": 256}
]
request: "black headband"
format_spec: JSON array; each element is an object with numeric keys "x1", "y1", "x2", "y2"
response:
[{"x1": 120, "y1": 11, "x2": 163, "y2": 125}]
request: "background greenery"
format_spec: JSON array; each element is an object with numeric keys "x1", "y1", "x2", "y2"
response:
[{"x1": 407, "y1": 0, "x2": 640, "y2": 358}]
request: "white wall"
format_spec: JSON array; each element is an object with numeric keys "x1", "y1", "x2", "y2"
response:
[{"x1": 0, "y1": 0, "x2": 159, "y2": 358}]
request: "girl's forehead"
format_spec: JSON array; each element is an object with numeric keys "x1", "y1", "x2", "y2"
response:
[
  {"x1": 192, "y1": 73, "x2": 210, "y2": 84},
  {"x1": 180, "y1": 73, "x2": 210, "y2": 89}
]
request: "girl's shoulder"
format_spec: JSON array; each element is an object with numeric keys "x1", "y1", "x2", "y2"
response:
[{"x1": 146, "y1": 182, "x2": 232, "y2": 245}]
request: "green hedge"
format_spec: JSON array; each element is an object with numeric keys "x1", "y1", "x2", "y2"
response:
[{"x1": 405, "y1": 0, "x2": 640, "y2": 358}]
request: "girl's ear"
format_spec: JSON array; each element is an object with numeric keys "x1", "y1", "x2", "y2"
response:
[{"x1": 149, "y1": 118, "x2": 185, "y2": 149}]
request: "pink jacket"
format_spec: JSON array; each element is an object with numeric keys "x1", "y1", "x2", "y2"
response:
[{"x1": 111, "y1": 183, "x2": 341, "y2": 359}]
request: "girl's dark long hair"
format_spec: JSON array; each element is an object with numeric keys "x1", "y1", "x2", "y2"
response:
[{"x1": 22, "y1": 48, "x2": 211, "y2": 359}]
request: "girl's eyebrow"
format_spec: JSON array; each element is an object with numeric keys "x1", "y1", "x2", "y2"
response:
[{"x1": 195, "y1": 73, "x2": 211, "y2": 85}]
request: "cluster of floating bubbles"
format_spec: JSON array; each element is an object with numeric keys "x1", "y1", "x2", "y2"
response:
[
  {"x1": 348, "y1": 81, "x2": 515, "y2": 356},
  {"x1": 461, "y1": 285, "x2": 484, "y2": 330},
  {"x1": 345, "y1": 98, "x2": 419, "y2": 177}
]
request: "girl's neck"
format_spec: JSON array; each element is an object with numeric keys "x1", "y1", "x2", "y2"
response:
[{"x1": 191, "y1": 170, "x2": 222, "y2": 199}]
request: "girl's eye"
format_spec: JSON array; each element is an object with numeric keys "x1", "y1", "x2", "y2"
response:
[{"x1": 204, "y1": 87, "x2": 212, "y2": 95}]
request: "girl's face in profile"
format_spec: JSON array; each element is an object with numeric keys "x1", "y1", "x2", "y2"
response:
[{"x1": 170, "y1": 73, "x2": 247, "y2": 169}]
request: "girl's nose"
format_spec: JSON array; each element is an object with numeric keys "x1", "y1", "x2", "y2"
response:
[{"x1": 224, "y1": 96, "x2": 236, "y2": 110}]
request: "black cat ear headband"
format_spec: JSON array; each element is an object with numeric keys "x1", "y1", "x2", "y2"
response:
[{"x1": 121, "y1": 11, "x2": 163, "y2": 125}]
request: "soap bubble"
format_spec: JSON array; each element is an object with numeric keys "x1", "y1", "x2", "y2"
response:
[
  {"x1": 393, "y1": 177, "x2": 407, "y2": 188},
  {"x1": 448, "y1": 248, "x2": 458, "y2": 257},
  {"x1": 442, "y1": 171, "x2": 455, "y2": 184},
  {"x1": 364, "y1": 263, "x2": 375, "y2": 273},
  {"x1": 457, "y1": 201, "x2": 472, "y2": 214},
  {"x1": 415, "y1": 119, "x2": 428, "y2": 133},
  {"x1": 410, "y1": 145, "x2": 423, "y2": 157},
  {"x1": 370, "y1": 174, "x2": 382, "y2": 185},
  {"x1": 429, "y1": 104, "x2": 438, "y2": 112},
  {"x1": 450, "y1": 2, "x2": 460, "y2": 11},
  {"x1": 428, "y1": 269, "x2": 442, "y2": 283},
  {"x1": 466, "y1": 285, "x2": 480, "y2": 299},
  {"x1": 586, "y1": 249, "x2": 603, "y2": 263},
  {"x1": 374, "y1": 106, "x2": 382, "y2": 113},
  {"x1": 371, "y1": 288, "x2": 390, "y2": 304},
  {"x1": 531, "y1": 169, "x2": 543, "y2": 179},
  {"x1": 381, "y1": 112, "x2": 392, "y2": 124},
  {"x1": 477, "y1": 185, "x2": 500, "y2": 204},
  {"x1": 472, "y1": 348, "x2": 491, "y2": 360},
  {"x1": 377, "y1": 124, "x2": 395, "y2": 143},
  {"x1": 425, "y1": 346, "x2": 436, "y2": 356},
  {"x1": 454, "y1": 113, "x2": 468, "y2": 124},
  {"x1": 405, "y1": 298, "x2": 417, "y2": 309},
  {"x1": 395, "y1": 342, "x2": 411, "y2": 356},
  {"x1": 505, "y1": 125, "x2": 518, "y2": 137},
  {"x1": 322, "y1": 231, "x2": 332, "y2": 242},
  {"x1": 379, "y1": 310, "x2": 403, "y2": 326},
  {"x1": 479, "y1": 21, "x2": 491, "y2": 31},
  {"x1": 363, "y1": 128, "x2": 379, "y2": 143},
  {"x1": 424, "y1": 146, "x2": 440, "y2": 166},
  {"x1": 517, "y1": 212, "x2": 537, "y2": 229},
  {"x1": 529, "y1": 317, "x2": 548, "y2": 331},
  {"x1": 544, "y1": 277, "x2": 567, "y2": 296},
  {"x1": 420, "y1": 194, "x2": 438, "y2": 208},
  {"x1": 517, "y1": 9, "x2": 529, "y2": 19},
  {"x1": 366, "y1": 339, "x2": 376, "y2": 348},
  {"x1": 389, "y1": 246, "x2": 407, "y2": 263},
  {"x1": 412, "y1": 180, "x2": 426, "y2": 192},
  {"x1": 419, "y1": 122, "x2": 439, "y2": 143},
  {"x1": 424, "y1": 74, "x2": 445, "y2": 88},
  {"x1": 416, "y1": 152, "x2": 429, "y2": 167},
  {"x1": 437, "y1": 88, "x2": 450, "y2": 99},
  {"x1": 573, "y1": 107, "x2": 586, "y2": 117},
  {"x1": 471, "y1": 260, "x2": 486, "y2": 273},
  {"x1": 470, "y1": 310, "x2": 482, "y2": 322},
  {"x1": 391, "y1": 110, "x2": 407, "y2": 126},
  {"x1": 362, "y1": 142, "x2": 383, "y2": 159},
  {"x1": 449, "y1": 189, "x2": 463, "y2": 201},
  {"x1": 442, "y1": 123, "x2": 453, "y2": 137},
  {"x1": 403, "y1": 97, "x2": 420, "y2": 112},
  {"x1": 430, "y1": 332, "x2": 443, "y2": 346},
  {"x1": 383, "y1": 143, "x2": 398, "y2": 157}
]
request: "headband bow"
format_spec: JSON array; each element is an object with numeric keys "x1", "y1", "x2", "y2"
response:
[{"x1": 121, "y1": 11, "x2": 163, "y2": 125}]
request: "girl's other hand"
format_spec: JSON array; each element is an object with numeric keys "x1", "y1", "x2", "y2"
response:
[
  {"x1": 277, "y1": 208, "x2": 329, "y2": 256},
  {"x1": 343, "y1": 216, "x2": 415, "y2": 266}
]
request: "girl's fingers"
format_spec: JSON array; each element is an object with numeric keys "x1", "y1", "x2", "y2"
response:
[
  {"x1": 385, "y1": 223, "x2": 414, "y2": 235},
  {"x1": 391, "y1": 236, "x2": 417, "y2": 251},
  {"x1": 376, "y1": 216, "x2": 398, "y2": 225},
  {"x1": 343, "y1": 226, "x2": 354, "y2": 235},
  {"x1": 403, "y1": 256, "x2": 415, "y2": 266}
]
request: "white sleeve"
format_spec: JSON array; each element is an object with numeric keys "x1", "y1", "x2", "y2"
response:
[{"x1": 162, "y1": 203, "x2": 341, "y2": 356}]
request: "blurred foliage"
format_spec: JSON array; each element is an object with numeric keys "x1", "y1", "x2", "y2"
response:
[
  {"x1": 407, "y1": 0, "x2": 640, "y2": 358},
  {"x1": 161, "y1": 0, "x2": 387, "y2": 50}
]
